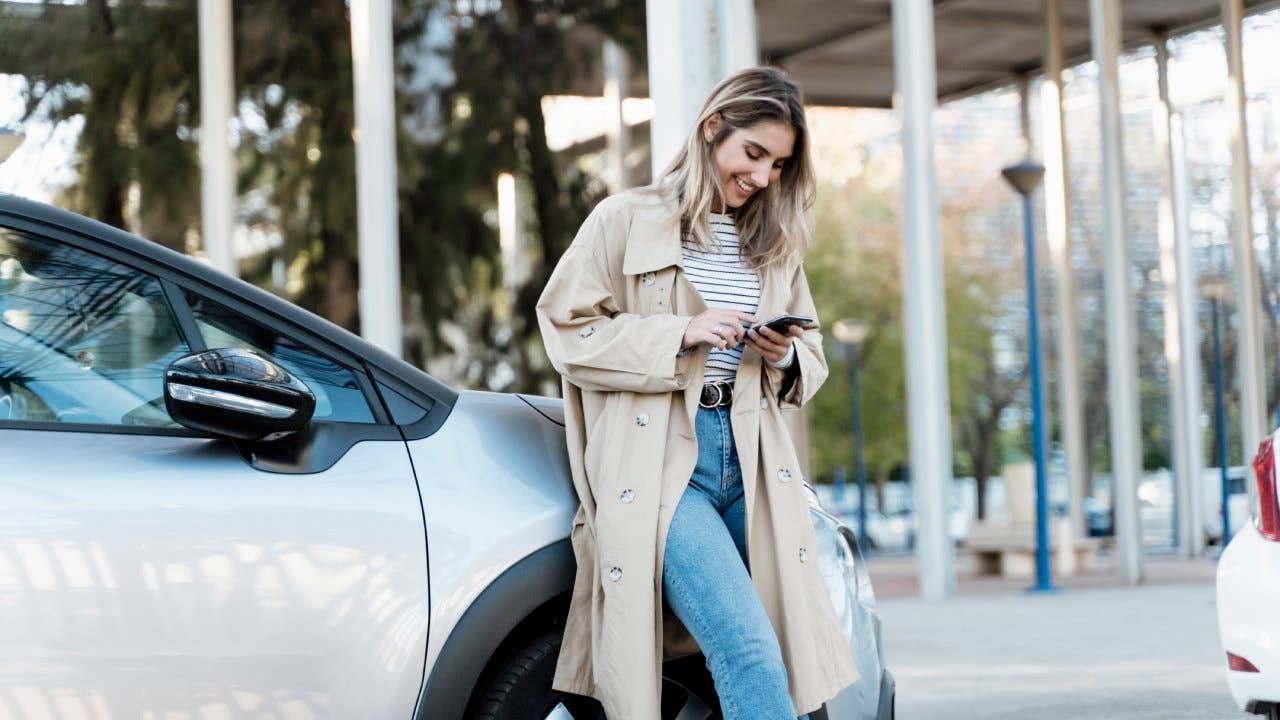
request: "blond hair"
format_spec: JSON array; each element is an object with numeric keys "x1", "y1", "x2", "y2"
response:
[{"x1": 654, "y1": 66, "x2": 815, "y2": 268}]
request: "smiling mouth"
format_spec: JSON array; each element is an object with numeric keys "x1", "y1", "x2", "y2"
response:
[{"x1": 734, "y1": 177, "x2": 754, "y2": 194}]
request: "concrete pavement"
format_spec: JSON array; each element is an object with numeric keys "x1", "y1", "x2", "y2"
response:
[{"x1": 874, "y1": 575, "x2": 1245, "y2": 719}]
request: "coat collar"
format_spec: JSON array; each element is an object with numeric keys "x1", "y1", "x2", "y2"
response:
[{"x1": 621, "y1": 191, "x2": 684, "y2": 276}]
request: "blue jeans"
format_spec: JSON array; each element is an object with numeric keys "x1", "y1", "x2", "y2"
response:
[{"x1": 662, "y1": 405, "x2": 797, "y2": 720}]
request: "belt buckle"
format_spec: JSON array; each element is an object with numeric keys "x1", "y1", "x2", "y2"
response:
[{"x1": 699, "y1": 381, "x2": 731, "y2": 409}]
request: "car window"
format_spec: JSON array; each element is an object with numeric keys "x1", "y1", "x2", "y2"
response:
[
  {"x1": 0, "y1": 228, "x2": 186, "y2": 427},
  {"x1": 184, "y1": 293, "x2": 375, "y2": 424}
]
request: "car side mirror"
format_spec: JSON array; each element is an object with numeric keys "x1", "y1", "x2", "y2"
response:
[{"x1": 164, "y1": 347, "x2": 316, "y2": 440}]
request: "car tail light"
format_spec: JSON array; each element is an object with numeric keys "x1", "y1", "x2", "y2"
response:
[
  {"x1": 1252, "y1": 431, "x2": 1280, "y2": 542},
  {"x1": 1228, "y1": 652, "x2": 1261, "y2": 673}
]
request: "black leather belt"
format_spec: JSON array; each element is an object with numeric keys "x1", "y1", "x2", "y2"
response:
[{"x1": 699, "y1": 380, "x2": 734, "y2": 408}]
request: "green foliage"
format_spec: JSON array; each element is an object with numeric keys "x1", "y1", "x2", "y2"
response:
[
  {"x1": 805, "y1": 142, "x2": 1024, "y2": 512},
  {"x1": 0, "y1": 0, "x2": 201, "y2": 246}
]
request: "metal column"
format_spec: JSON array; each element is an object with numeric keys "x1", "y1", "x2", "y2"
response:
[
  {"x1": 350, "y1": 0, "x2": 403, "y2": 356},
  {"x1": 1042, "y1": 0, "x2": 1088, "y2": 543},
  {"x1": 603, "y1": 39, "x2": 630, "y2": 193},
  {"x1": 1222, "y1": 0, "x2": 1268, "y2": 474},
  {"x1": 1155, "y1": 37, "x2": 1206, "y2": 557},
  {"x1": 715, "y1": 0, "x2": 759, "y2": 77},
  {"x1": 198, "y1": 0, "x2": 235, "y2": 276},
  {"x1": 646, "y1": 0, "x2": 716, "y2": 177},
  {"x1": 1089, "y1": 0, "x2": 1144, "y2": 584},
  {"x1": 892, "y1": 0, "x2": 955, "y2": 600}
]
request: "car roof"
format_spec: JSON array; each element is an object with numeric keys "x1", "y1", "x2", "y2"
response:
[{"x1": 0, "y1": 192, "x2": 458, "y2": 407}]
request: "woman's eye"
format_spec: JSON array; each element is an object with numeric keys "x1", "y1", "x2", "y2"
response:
[{"x1": 746, "y1": 151, "x2": 760, "y2": 160}]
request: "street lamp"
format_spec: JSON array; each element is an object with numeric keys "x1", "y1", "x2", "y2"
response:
[
  {"x1": 0, "y1": 128, "x2": 24, "y2": 164},
  {"x1": 1200, "y1": 274, "x2": 1232, "y2": 545},
  {"x1": 834, "y1": 318, "x2": 871, "y2": 552},
  {"x1": 1001, "y1": 159, "x2": 1058, "y2": 593}
]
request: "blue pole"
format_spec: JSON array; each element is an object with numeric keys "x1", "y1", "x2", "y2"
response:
[
  {"x1": 1022, "y1": 192, "x2": 1056, "y2": 593},
  {"x1": 1211, "y1": 297, "x2": 1231, "y2": 542},
  {"x1": 843, "y1": 342, "x2": 871, "y2": 553}
]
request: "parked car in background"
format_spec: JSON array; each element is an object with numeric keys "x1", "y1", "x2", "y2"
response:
[
  {"x1": 816, "y1": 482, "x2": 970, "y2": 552},
  {"x1": 1217, "y1": 429, "x2": 1280, "y2": 719},
  {"x1": 1083, "y1": 496, "x2": 1113, "y2": 537},
  {"x1": 1203, "y1": 466, "x2": 1251, "y2": 544},
  {"x1": 0, "y1": 195, "x2": 894, "y2": 719}
]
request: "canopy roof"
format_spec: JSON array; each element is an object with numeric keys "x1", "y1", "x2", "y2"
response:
[{"x1": 759, "y1": 0, "x2": 1278, "y2": 107}]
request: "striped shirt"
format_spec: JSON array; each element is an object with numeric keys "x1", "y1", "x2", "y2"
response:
[{"x1": 682, "y1": 213, "x2": 761, "y2": 383}]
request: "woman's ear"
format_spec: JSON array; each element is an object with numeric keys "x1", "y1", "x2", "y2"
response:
[{"x1": 703, "y1": 112, "x2": 722, "y2": 143}]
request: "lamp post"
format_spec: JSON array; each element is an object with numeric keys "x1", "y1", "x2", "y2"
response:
[
  {"x1": 1001, "y1": 160, "x2": 1058, "y2": 593},
  {"x1": 0, "y1": 128, "x2": 23, "y2": 164},
  {"x1": 1201, "y1": 274, "x2": 1233, "y2": 544},
  {"x1": 834, "y1": 318, "x2": 871, "y2": 552}
]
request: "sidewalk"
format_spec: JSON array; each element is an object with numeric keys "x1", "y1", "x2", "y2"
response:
[
  {"x1": 866, "y1": 548, "x2": 1219, "y2": 599},
  {"x1": 871, "y1": 552, "x2": 1241, "y2": 719}
]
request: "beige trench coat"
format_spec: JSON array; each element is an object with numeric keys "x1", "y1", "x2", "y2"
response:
[{"x1": 535, "y1": 187, "x2": 858, "y2": 719}]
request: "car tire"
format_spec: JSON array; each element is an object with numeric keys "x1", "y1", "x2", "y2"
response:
[
  {"x1": 470, "y1": 628, "x2": 602, "y2": 720},
  {"x1": 470, "y1": 627, "x2": 721, "y2": 720}
]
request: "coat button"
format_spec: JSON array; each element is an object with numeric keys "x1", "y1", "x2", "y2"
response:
[
  {"x1": 798, "y1": 547, "x2": 808, "y2": 563},
  {"x1": 635, "y1": 413, "x2": 649, "y2": 426},
  {"x1": 759, "y1": 397, "x2": 769, "y2": 409},
  {"x1": 642, "y1": 272, "x2": 656, "y2": 286},
  {"x1": 579, "y1": 326, "x2": 595, "y2": 338},
  {"x1": 620, "y1": 489, "x2": 635, "y2": 504},
  {"x1": 777, "y1": 468, "x2": 791, "y2": 482},
  {"x1": 608, "y1": 566, "x2": 623, "y2": 582}
]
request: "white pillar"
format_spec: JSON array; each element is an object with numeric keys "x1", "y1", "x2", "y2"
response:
[
  {"x1": 646, "y1": 0, "x2": 716, "y2": 178},
  {"x1": 893, "y1": 0, "x2": 955, "y2": 600},
  {"x1": 715, "y1": 0, "x2": 758, "y2": 77},
  {"x1": 350, "y1": 0, "x2": 403, "y2": 356},
  {"x1": 1042, "y1": 0, "x2": 1088, "y2": 544},
  {"x1": 1089, "y1": 0, "x2": 1144, "y2": 584},
  {"x1": 1222, "y1": 0, "x2": 1268, "y2": 476},
  {"x1": 198, "y1": 0, "x2": 235, "y2": 276},
  {"x1": 603, "y1": 39, "x2": 630, "y2": 193},
  {"x1": 1155, "y1": 37, "x2": 1206, "y2": 557}
]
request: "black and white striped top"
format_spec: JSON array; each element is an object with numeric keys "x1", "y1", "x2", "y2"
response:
[{"x1": 682, "y1": 213, "x2": 761, "y2": 384}]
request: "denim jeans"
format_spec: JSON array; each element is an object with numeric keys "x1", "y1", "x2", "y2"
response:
[{"x1": 662, "y1": 404, "x2": 797, "y2": 720}]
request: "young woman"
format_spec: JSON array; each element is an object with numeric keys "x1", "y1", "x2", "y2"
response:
[{"x1": 536, "y1": 67, "x2": 857, "y2": 719}]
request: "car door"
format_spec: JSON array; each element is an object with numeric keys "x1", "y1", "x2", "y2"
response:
[{"x1": 0, "y1": 224, "x2": 428, "y2": 719}]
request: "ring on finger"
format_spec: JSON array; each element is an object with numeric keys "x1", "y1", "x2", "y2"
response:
[{"x1": 713, "y1": 323, "x2": 728, "y2": 335}]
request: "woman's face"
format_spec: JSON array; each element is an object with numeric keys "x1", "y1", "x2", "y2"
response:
[{"x1": 704, "y1": 116, "x2": 795, "y2": 210}]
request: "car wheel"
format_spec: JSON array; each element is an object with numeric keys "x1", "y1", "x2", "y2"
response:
[{"x1": 470, "y1": 628, "x2": 720, "y2": 720}]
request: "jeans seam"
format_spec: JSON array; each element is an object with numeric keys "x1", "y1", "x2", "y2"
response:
[{"x1": 718, "y1": 407, "x2": 729, "y2": 509}]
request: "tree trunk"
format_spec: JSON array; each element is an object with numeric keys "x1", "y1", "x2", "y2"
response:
[{"x1": 324, "y1": 247, "x2": 358, "y2": 332}]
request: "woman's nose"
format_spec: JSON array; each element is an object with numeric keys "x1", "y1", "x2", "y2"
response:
[{"x1": 751, "y1": 165, "x2": 771, "y2": 189}]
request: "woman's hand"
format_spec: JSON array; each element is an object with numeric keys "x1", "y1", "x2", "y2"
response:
[
  {"x1": 682, "y1": 309, "x2": 757, "y2": 350},
  {"x1": 745, "y1": 323, "x2": 803, "y2": 365}
]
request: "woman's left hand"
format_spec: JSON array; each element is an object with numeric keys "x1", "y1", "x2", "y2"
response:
[{"x1": 745, "y1": 324, "x2": 803, "y2": 365}]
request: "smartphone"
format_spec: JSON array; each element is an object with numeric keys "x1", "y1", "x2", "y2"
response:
[{"x1": 751, "y1": 314, "x2": 815, "y2": 335}]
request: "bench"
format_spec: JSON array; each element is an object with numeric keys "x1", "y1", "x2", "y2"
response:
[{"x1": 964, "y1": 520, "x2": 1101, "y2": 578}]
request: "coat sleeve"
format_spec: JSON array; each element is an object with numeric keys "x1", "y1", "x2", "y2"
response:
[
  {"x1": 536, "y1": 205, "x2": 696, "y2": 394},
  {"x1": 763, "y1": 261, "x2": 828, "y2": 408}
]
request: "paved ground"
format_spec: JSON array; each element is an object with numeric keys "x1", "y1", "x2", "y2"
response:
[{"x1": 872, "y1": 555, "x2": 1245, "y2": 719}]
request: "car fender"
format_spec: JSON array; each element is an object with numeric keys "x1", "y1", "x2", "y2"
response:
[{"x1": 416, "y1": 539, "x2": 574, "y2": 719}]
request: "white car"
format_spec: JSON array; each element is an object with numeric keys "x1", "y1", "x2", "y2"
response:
[{"x1": 1217, "y1": 428, "x2": 1280, "y2": 718}]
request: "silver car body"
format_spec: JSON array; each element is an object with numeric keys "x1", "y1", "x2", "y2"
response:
[
  {"x1": 0, "y1": 429, "x2": 428, "y2": 718},
  {"x1": 0, "y1": 194, "x2": 891, "y2": 719}
]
